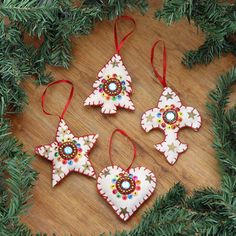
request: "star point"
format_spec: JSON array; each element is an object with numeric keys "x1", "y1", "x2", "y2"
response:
[
  {"x1": 120, "y1": 207, "x2": 129, "y2": 216},
  {"x1": 167, "y1": 143, "x2": 177, "y2": 152},
  {"x1": 145, "y1": 175, "x2": 154, "y2": 183},
  {"x1": 146, "y1": 114, "x2": 154, "y2": 122},
  {"x1": 54, "y1": 167, "x2": 64, "y2": 177},
  {"x1": 102, "y1": 169, "x2": 110, "y2": 177},
  {"x1": 111, "y1": 60, "x2": 119, "y2": 67},
  {"x1": 82, "y1": 163, "x2": 91, "y2": 172},
  {"x1": 83, "y1": 137, "x2": 93, "y2": 146},
  {"x1": 188, "y1": 110, "x2": 197, "y2": 119},
  {"x1": 164, "y1": 92, "x2": 173, "y2": 100}
]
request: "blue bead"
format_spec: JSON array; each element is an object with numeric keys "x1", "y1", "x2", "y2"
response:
[
  {"x1": 121, "y1": 181, "x2": 130, "y2": 189},
  {"x1": 128, "y1": 194, "x2": 133, "y2": 199},
  {"x1": 76, "y1": 143, "x2": 81, "y2": 148},
  {"x1": 64, "y1": 146, "x2": 73, "y2": 155},
  {"x1": 68, "y1": 160, "x2": 73, "y2": 165}
]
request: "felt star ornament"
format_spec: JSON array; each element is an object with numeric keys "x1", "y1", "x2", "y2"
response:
[
  {"x1": 141, "y1": 40, "x2": 201, "y2": 165},
  {"x1": 35, "y1": 80, "x2": 98, "y2": 187},
  {"x1": 84, "y1": 16, "x2": 136, "y2": 114},
  {"x1": 35, "y1": 119, "x2": 98, "y2": 186},
  {"x1": 141, "y1": 87, "x2": 201, "y2": 164}
]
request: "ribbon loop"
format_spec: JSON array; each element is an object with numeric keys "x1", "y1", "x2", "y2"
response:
[
  {"x1": 109, "y1": 129, "x2": 136, "y2": 172},
  {"x1": 114, "y1": 15, "x2": 136, "y2": 54},
  {"x1": 150, "y1": 40, "x2": 167, "y2": 88},
  {"x1": 41, "y1": 80, "x2": 74, "y2": 119}
]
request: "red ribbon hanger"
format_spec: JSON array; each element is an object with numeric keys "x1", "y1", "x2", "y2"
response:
[
  {"x1": 114, "y1": 15, "x2": 136, "y2": 54},
  {"x1": 41, "y1": 80, "x2": 74, "y2": 119},
  {"x1": 109, "y1": 129, "x2": 137, "y2": 172},
  {"x1": 150, "y1": 40, "x2": 167, "y2": 88}
]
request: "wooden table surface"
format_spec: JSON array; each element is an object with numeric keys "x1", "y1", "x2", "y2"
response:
[{"x1": 13, "y1": 1, "x2": 236, "y2": 235}]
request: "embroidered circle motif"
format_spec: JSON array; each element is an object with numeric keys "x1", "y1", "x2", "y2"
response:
[
  {"x1": 116, "y1": 175, "x2": 136, "y2": 195},
  {"x1": 163, "y1": 109, "x2": 178, "y2": 124},
  {"x1": 103, "y1": 77, "x2": 122, "y2": 96},
  {"x1": 111, "y1": 173, "x2": 141, "y2": 200},
  {"x1": 59, "y1": 141, "x2": 77, "y2": 159}
]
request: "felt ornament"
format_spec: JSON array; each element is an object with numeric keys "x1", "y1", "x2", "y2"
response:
[
  {"x1": 84, "y1": 16, "x2": 135, "y2": 114},
  {"x1": 35, "y1": 80, "x2": 98, "y2": 187},
  {"x1": 141, "y1": 40, "x2": 201, "y2": 165},
  {"x1": 97, "y1": 129, "x2": 156, "y2": 221}
]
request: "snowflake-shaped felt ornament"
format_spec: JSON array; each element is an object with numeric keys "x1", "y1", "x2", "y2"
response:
[
  {"x1": 84, "y1": 16, "x2": 135, "y2": 114},
  {"x1": 97, "y1": 129, "x2": 156, "y2": 221},
  {"x1": 35, "y1": 80, "x2": 98, "y2": 187},
  {"x1": 141, "y1": 40, "x2": 201, "y2": 165}
]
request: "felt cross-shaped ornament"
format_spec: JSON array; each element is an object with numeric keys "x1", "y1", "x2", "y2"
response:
[
  {"x1": 35, "y1": 80, "x2": 98, "y2": 187},
  {"x1": 97, "y1": 129, "x2": 156, "y2": 221},
  {"x1": 141, "y1": 40, "x2": 201, "y2": 165},
  {"x1": 84, "y1": 16, "x2": 135, "y2": 114}
]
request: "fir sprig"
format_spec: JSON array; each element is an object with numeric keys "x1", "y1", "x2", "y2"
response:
[
  {"x1": 114, "y1": 67, "x2": 236, "y2": 236},
  {"x1": 1, "y1": 1, "x2": 236, "y2": 235},
  {"x1": 156, "y1": 0, "x2": 236, "y2": 68},
  {"x1": 0, "y1": 1, "x2": 148, "y2": 235}
]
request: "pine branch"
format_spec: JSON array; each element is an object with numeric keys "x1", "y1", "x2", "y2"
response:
[
  {"x1": 83, "y1": 0, "x2": 148, "y2": 19},
  {"x1": 1, "y1": 1, "x2": 236, "y2": 235},
  {"x1": 114, "y1": 67, "x2": 236, "y2": 236},
  {"x1": 0, "y1": 1, "x2": 148, "y2": 235},
  {"x1": 156, "y1": 0, "x2": 236, "y2": 67}
]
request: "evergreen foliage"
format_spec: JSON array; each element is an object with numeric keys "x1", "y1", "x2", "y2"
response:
[
  {"x1": 114, "y1": 67, "x2": 236, "y2": 236},
  {"x1": 0, "y1": 1, "x2": 148, "y2": 235},
  {"x1": 156, "y1": 0, "x2": 236, "y2": 68},
  {"x1": 1, "y1": 1, "x2": 236, "y2": 235}
]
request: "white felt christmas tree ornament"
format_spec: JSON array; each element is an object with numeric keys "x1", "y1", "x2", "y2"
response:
[
  {"x1": 84, "y1": 16, "x2": 135, "y2": 114},
  {"x1": 141, "y1": 40, "x2": 201, "y2": 165}
]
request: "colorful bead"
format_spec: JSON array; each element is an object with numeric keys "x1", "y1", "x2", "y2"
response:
[
  {"x1": 62, "y1": 160, "x2": 67, "y2": 164},
  {"x1": 163, "y1": 110, "x2": 178, "y2": 124},
  {"x1": 58, "y1": 141, "x2": 78, "y2": 160},
  {"x1": 111, "y1": 173, "x2": 141, "y2": 200},
  {"x1": 103, "y1": 76, "x2": 122, "y2": 96},
  {"x1": 68, "y1": 160, "x2": 73, "y2": 165},
  {"x1": 64, "y1": 146, "x2": 73, "y2": 155}
]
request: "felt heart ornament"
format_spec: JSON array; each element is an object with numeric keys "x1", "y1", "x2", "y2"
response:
[
  {"x1": 97, "y1": 165, "x2": 156, "y2": 221},
  {"x1": 97, "y1": 129, "x2": 156, "y2": 221}
]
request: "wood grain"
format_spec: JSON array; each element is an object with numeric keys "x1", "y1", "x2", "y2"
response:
[{"x1": 12, "y1": 1, "x2": 236, "y2": 235}]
